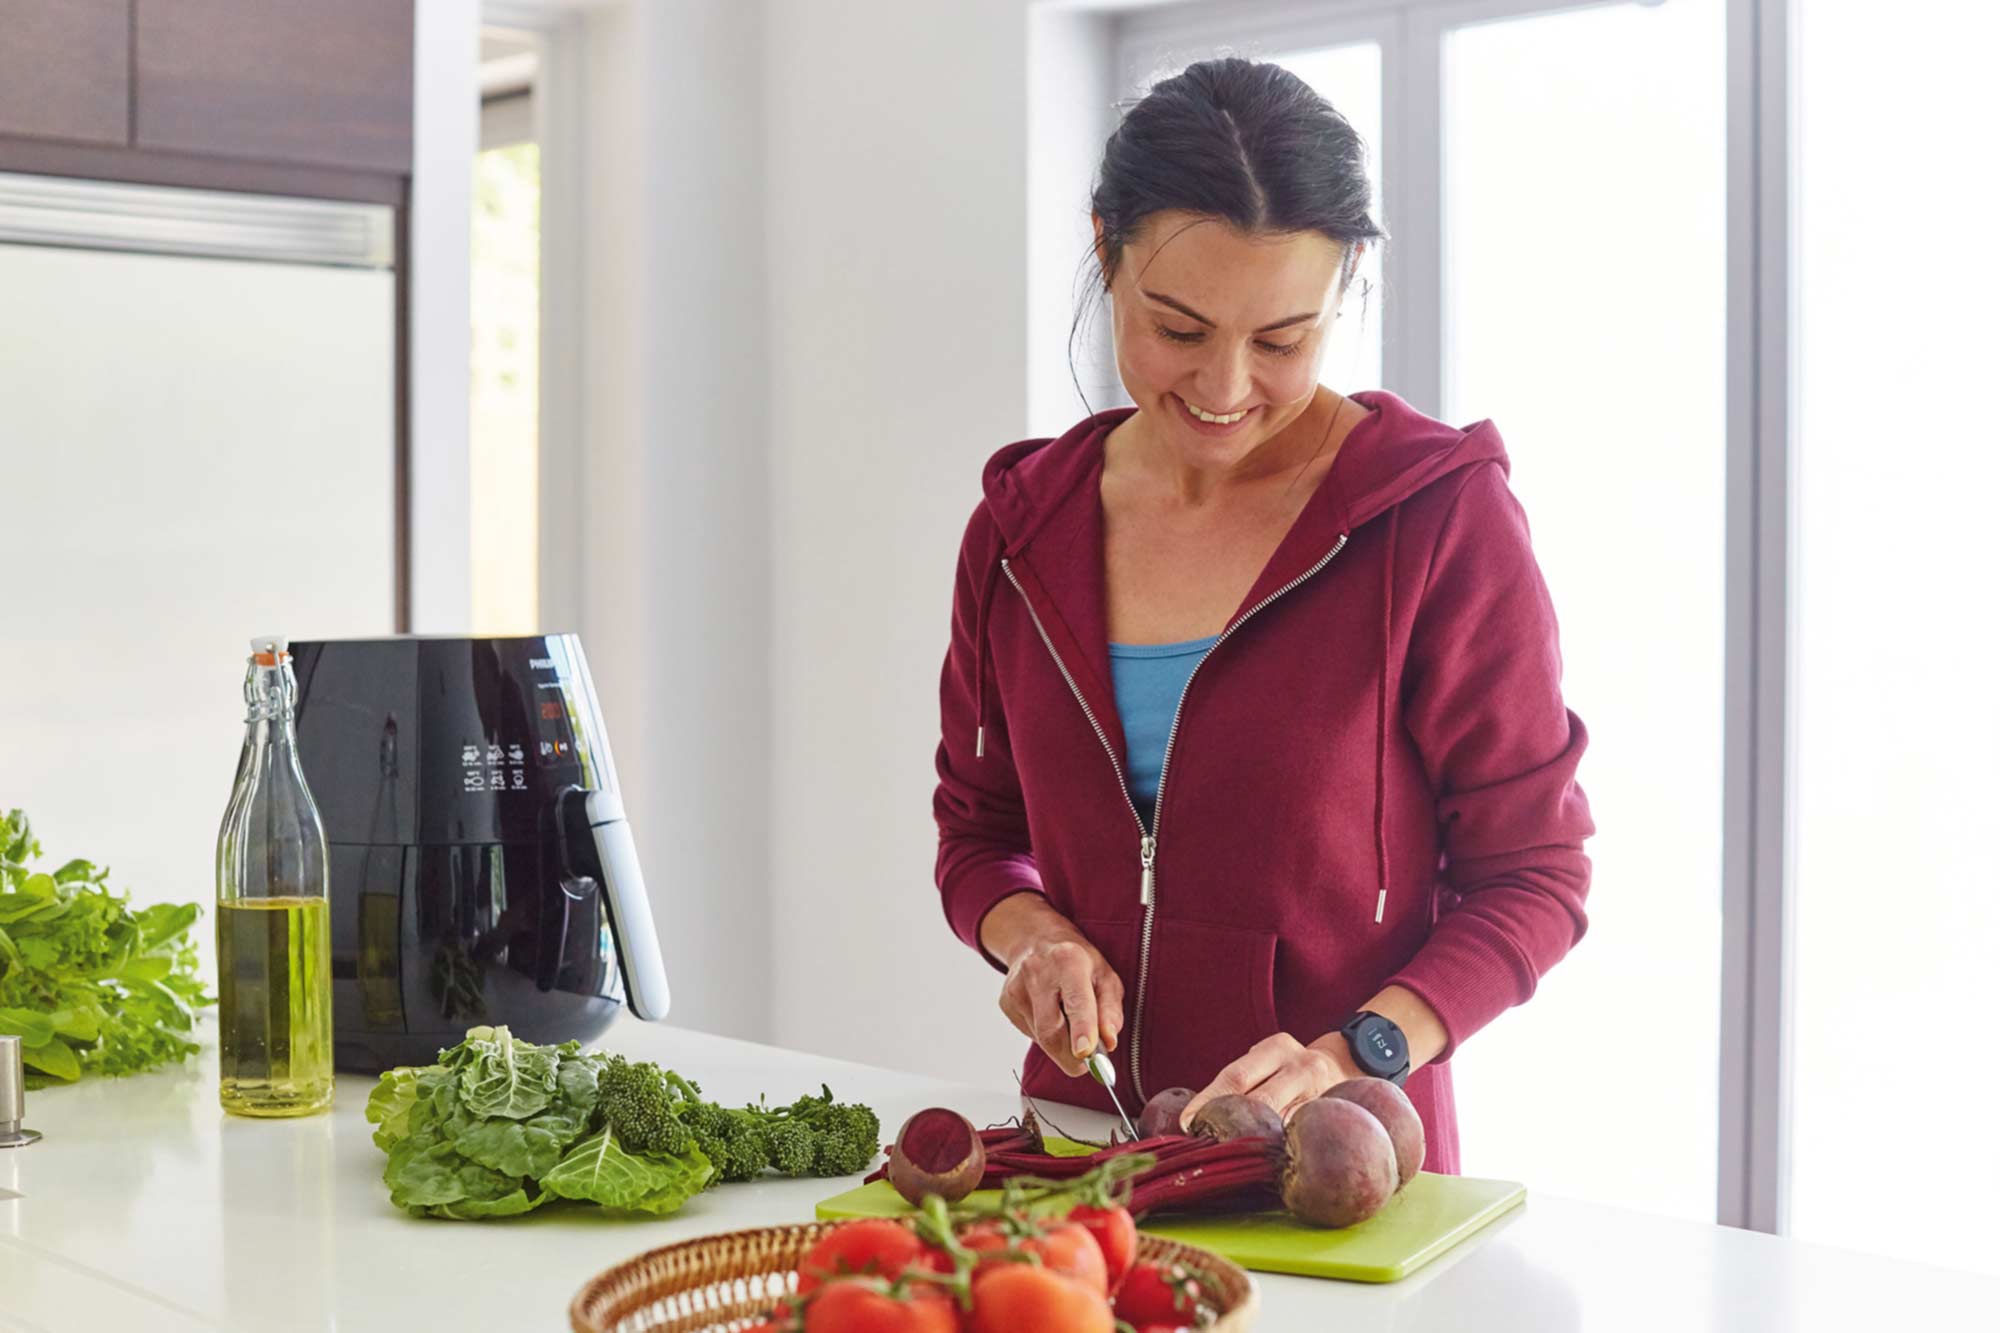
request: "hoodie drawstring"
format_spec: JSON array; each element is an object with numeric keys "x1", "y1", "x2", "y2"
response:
[
  {"x1": 972, "y1": 550, "x2": 1005, "y2": 759},
  {"x1": 1374, "y1": 505, "x2": 1398, "y2": 925}
]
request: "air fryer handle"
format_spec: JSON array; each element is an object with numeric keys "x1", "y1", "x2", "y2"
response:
[{"x1": 561, "y1": 788, "x2": 672, "y2": 1022}]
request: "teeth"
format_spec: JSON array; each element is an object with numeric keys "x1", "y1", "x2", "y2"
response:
[{"x1": 1182, "y1": 397, "x2": 1248, "y2": 425}]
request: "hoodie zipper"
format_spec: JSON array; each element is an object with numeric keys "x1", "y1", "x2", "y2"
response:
[{"x1": 1001, "y1": 533, "x2": 1349, "y2": 1103}]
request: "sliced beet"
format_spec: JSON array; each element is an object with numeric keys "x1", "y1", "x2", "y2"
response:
[{"x1": 886, "y1": 1107, "x2": 986, "y2": 1205}]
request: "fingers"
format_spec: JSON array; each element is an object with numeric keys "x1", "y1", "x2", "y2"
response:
[
  {"x1": 1026, "y1": 971, "x2": 1082, "y2": 1075},
  {"x1": 1095, "y1": 971, "x2": 1124, "y2": 1054},
  {"x1": 1181, "y1": 1035, "x2": 1331, "y2": 1128},
  {"x1": 1251, "y1": 1051, "x2": 1340, "y2": 1121},
  {"x1": 997, "y1": 935, "x2": 1121, "y2": 1079},
  {"x1": 997, "y1": 973, "x2": 1036, "y2": 1042},
  {"x1": 1057, "y1": 967, "x2": 1098, "y2": 1068}
]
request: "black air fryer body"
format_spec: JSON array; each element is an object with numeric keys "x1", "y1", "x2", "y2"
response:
[{"x1": 290, "y1": 635, "x2": 670, "y2": 1072}]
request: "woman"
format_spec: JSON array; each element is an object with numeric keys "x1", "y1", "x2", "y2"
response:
[{"x1": 932, "y1": 58, "x2": 1593, "y2": 1174}]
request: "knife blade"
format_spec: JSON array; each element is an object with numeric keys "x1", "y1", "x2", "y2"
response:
[{"x1": 1087, "y1": 1049, "x2": 1140, "y2": 1141}]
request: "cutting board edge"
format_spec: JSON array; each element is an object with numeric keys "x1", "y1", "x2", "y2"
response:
[
  {"x1": 1378, "y1": 1178, "x2": 1527, "y2": 1281},
  {"x1": 814, "y1": 1175, "x2": 1530, "y2": 1284}
]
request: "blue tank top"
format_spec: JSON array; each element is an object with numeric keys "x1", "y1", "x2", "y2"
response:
[{"x1": 1108, "y1": 634, "x2": 1219, "y2": 826}]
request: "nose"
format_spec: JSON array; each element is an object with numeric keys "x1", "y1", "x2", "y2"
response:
[{"x1": 1192, "y1": 340, "x2": 1254, "y2": 412}]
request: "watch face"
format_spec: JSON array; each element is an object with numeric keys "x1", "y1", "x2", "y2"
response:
[{"x1": 1354, "y1": 1015, "x2": 1404, "y2": 1075}]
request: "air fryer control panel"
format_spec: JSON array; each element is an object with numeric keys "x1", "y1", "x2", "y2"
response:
[
  {"x1": 454, "y1": 650, "x2": 596, "y2": 795},
  {"x1": 291, "y1": 635, "x2": 614, "y2": 847}
]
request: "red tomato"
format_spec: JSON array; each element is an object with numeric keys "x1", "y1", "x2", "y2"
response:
[
  {"x1": 1112, "y1": 1260, "x2": 1208, "y2": 1327},
  {"x1": 968, "y1": 1264, "x2": 1113, "y2": 1333},
  {"x1": 1020, "y1": 1221, "x2": 1109, "y2": 1296},
  {"x1": 955, "y1": 1221, "x2": 1010, "y2": 1257},
  {"x1": 803, "y1": 1279, "x2": 957, "y2": 1333},
  {"x1": 796, "y1": 1220, "x2": 932, "y2": 1297},
  {"x1": 1066, "y1": 1203, "x2": 1138, "y2": 1292},
  {"x1": 953, "y1": 1219, "x2": 1108, "y2": 1296}
]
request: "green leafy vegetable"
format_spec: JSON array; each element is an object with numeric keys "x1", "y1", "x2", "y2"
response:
[
  {"x1": 366, "y1": 1027, "x2": 879, "y2": 1222},
  {"x1": 540, "y1": 1125, "x2": 713, "y2": 1213},
  {"x1": 451, "y1": 1024, "x2": 563, "y2": 1120},
  {"x1": 0, "y1": 809, "x2": 215, "y2": 1087}
]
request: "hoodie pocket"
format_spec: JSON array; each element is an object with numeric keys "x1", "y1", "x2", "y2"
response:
[{"x1": 1129, "y1": 918, "x2": 1281, "y2": 1100}]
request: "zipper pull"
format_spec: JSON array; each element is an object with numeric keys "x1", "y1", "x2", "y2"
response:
[{"x1": 1139, "y1": 835, "x2": 1156, "y2": 907}]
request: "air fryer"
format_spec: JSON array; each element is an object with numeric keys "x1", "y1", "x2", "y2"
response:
[{"x1": 289, "y1": 634, "x2": 671, "y2": 1072}]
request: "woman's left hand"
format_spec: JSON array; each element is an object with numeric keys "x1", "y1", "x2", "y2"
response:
[{"x1": 1180, "y1": 1032, "x2": 1362, "y2": 1129}]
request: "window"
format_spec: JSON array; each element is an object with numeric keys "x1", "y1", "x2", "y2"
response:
[
  {"x1": 470, "y1": 29, "x2": 542, "y2": 635},
  {"x1": 1789, "y1": 0, "x2": 2000, "y2": 1276},
  {"x1": 1439, "y1": 0, "x2": 1728, "y2": 1223}
]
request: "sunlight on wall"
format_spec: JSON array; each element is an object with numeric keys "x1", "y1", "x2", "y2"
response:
[{"x1": 470, "y1": 142, "x2": 541, "y2": 635}]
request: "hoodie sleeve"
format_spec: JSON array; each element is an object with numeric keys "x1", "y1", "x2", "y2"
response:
[
  {"x1": 1382, "y1": 461, "x2": 1595, "y2": 1061},
  {"x1": 934, "y1": 503, "x2": 1043, "y2": 971}
]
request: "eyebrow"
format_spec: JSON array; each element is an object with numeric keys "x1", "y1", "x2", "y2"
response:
[{"x1": 1141, "y1": 289, "x2": 1318, "y2": 333}]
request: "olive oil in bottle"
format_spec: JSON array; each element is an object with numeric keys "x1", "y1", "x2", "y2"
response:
[
  {"x1": 215, "y1": 637, "x2": 335, "y2": 1117},
  {"x1": 216, "y1": 897, "x2": 332, "y2": 1113}
]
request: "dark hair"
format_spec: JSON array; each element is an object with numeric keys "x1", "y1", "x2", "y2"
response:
[{"x1": 1071, "y1": 57, "x2": 1387, "y2": 405}]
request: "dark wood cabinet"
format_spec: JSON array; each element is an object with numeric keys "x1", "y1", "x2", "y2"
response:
[
  {"x1": 134, "y1": 0, "x2": 413, "y2": 174},
  {"x1": 0, "y1": 0, "x2": 131, "y2": 146}
]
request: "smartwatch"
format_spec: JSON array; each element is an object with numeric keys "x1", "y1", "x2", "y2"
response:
[{"x1": 1337, "y1": 1011, "x2": 1410, "y2": 1086}]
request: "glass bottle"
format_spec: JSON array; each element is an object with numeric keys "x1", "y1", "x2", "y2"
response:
[{"x1": 214, "y1": 636, "x2": 334, "y2": 1116}]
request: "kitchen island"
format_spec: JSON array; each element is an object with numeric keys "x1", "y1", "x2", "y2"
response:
[{"x1": 2, "y1": 1017, "x2": 1992, "y2": 1331}]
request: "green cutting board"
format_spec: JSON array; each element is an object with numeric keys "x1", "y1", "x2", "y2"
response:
[{"x1": 815, "y1": 1170, "x2": 1524, "y2": 1284}]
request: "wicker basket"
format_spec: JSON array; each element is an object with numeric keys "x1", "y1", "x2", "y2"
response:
[{"x1": 570, "y1": 1220, "x2": 1258, "y2": 1333}]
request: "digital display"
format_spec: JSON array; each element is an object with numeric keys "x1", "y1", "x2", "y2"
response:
[{"x1": 455, "y1": 666, "x2": 588, "y2": 796}]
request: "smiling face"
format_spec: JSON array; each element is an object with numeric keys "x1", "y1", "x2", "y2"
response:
[{"x1": 1099, "y1": 210, "x2": 1355, "y2": 472}]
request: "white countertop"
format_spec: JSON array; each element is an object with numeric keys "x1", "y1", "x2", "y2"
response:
[{"x1": 3, "y1": 1017, "x2": 1994, "y2": 1332}]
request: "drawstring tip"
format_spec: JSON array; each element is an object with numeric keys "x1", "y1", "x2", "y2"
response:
[
  {"x1": 1374, "y1": 889, "x2": 1386, "y2": 924},
  {"x1": 975, "y1": 725, "x2": 985, "y2": 759}
]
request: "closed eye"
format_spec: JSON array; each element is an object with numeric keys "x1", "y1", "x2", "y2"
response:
[{"x1": 1154, "y1": 324, "x2": 1307, "y2": 357}]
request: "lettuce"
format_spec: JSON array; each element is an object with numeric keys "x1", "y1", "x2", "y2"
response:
[
  {"x1": 0, "y1": 809, "x2": 214, "y2": 1087},
  {"x1": 368, "y1": 1027, "x2": 710, "y2": 1222}
]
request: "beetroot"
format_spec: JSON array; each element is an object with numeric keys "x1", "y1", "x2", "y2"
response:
[
  {"x1": 1186, "y1": 1094, "x2": 1285, "y2": 1146},
  {"x1": 1280, "y1": 1098, "x2": 1398, "y2": 1227},
  {"x1": 1319, "y1": 1078, "x2": 1425, "y2": 1190},
  {"x1": 1137, "y1": 1087, "x2": 1195, "y2": 1139},
  {"x1": 886, "y1": 1108, "x2": 986, "y2": 1205}
]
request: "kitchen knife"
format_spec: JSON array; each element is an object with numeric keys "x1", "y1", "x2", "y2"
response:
[{"x1": 1087, "y1": 1049, "x2": 1140, "y2": 1141}]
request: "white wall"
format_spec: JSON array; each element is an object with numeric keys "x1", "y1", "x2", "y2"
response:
[
  {"x1": 763, "y1": 0, "x2": 1039, "y2": 1084},
  {"x1": 546, "y1": 1, "x2": 1135, "y2": 1082},
  {"x1": 569, "y1": 0, "x2": 774, "y2": 1044}
]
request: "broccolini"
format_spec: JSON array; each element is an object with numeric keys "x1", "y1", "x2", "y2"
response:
[{"x1": 594, "y1": 1055, "x2": 881, "y2": 1184}]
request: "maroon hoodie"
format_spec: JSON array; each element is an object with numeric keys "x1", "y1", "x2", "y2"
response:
[{"x1": 932, "y1": 389, "x2": 1594, "y2": 1174}]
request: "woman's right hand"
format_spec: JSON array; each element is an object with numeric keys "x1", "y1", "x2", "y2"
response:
[{"x1": 980, "y1": 891, "x2": 1126, "y2": 1078}]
